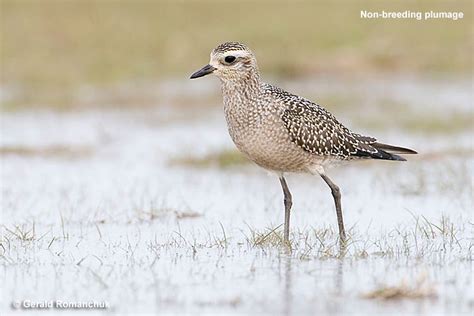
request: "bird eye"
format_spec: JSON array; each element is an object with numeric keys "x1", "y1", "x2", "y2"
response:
[{"x1": 224, "y1": 56, "x2": 236, "y2": 63}]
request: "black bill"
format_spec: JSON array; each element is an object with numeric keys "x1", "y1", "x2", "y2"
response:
[{"x1": 190, "y1": 64, "x2": 216, "y2": 79}]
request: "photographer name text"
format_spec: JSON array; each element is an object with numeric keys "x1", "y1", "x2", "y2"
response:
[{"x1": 12, "y1": 299, "x2": 109, "y2": 310}]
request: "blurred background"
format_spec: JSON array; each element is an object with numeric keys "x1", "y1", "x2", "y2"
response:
[
  {"x1": 1, "y1": 0, "x2": 472, "y2": 109},
  {"x1": 1, "y1": 1, "x2": 473, "y2": 315}
]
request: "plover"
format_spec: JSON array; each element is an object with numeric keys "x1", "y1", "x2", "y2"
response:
[{"x1": 190, "y1": 42, "x2": 417, "y2": 244}]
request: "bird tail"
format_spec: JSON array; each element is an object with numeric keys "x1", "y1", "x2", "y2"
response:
[
  {"x1": 373, "y1": 142, "x2": 417, "y2": 155},
  {"x1": 370, "y1": 142, "x2": 417, "y2": 161}
]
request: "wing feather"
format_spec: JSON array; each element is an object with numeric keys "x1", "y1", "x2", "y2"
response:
[
  {"x1": 280, "y1": 95, "x2": 376, "y2": 159},
  {"x1": 268, "y1": 85, "x2": 414, "y2": 161}
]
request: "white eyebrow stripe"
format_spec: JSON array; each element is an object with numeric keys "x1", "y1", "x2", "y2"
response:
[{"x1": 223, "y1": 51, "x2": 247, "y2": 58}]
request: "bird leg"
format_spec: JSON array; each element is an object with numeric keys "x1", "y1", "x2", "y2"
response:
[
  {"x1": 320, "y1": 173, "x2": 347, "y2": 243},
  {"x1": 279, "y1": 176, "x2": 292, "y2": 244}
]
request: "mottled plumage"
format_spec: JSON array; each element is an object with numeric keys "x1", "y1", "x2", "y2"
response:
[
  {"x1": 213, "y1": 42, "x2": 249, "y2": 54},
  {"x1": 272, "y1": 84, "x2": 408, "y2": 161},
  {"x1": 190, "y1": 42, "x2": 417, "y2": 244}
]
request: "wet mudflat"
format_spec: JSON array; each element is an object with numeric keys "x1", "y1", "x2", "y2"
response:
[{"x1": 1, "y1": 76, "x2": 472, "y2": 315}]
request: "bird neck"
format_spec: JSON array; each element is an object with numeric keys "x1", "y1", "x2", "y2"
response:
[
  {"x1": 220, "y1": 71, "x2": 262, "y2": 102},
  {"x1": 220, "y1": 71, "x2": 264, "y2": 139}
]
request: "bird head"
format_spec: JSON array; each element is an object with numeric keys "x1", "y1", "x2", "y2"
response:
[{"x1": 190, "y1": 42, "x2": 259, "y2": 82}]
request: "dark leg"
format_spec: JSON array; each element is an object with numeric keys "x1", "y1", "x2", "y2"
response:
[
  {"x1": 279, "y1": 176, "x2": 292, "y2": 243},
  {"x1": 320, "y1": 173, "x2": 346, "y2": 243}
]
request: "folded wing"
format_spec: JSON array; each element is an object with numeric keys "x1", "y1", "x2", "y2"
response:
[{"x1": 280, "y1": 94, "x2": 417, "y2": 161}]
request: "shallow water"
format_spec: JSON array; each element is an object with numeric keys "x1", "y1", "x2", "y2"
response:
[{"x1": 1, "y1": 77, "x2": 473, "y2": 315}]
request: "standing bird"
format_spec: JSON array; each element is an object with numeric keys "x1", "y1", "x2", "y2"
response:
[{"x1": 190, "y1": 42, "x2": 416, "y2": 244}]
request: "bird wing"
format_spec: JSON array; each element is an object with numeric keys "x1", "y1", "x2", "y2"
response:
[
  {"x1": 263, "y1": 84, "x2": 415, "y2": 161},
  {"x1": 280, "y1": 97, "x2": 378, "y2": 159}
]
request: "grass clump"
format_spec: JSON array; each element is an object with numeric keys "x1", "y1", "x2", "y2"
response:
[
  {"x1": 250, "y1": 225, "x2": 287, "y2": 248},
  {"x1": 0, "y1": 145, "x2": 93, "y2": 159},
  {"x1": 170, "y1": 149, "x2": 249, "y2": 169},
  {"x1": 3, "y1": 224, "x2": 36, "y2": 242},
  {"x1": 363, "y1": 274, "x2": 437, "y2": 300}
]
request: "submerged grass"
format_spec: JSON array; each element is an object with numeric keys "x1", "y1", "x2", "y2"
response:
[
  {"x1": 170, "y1": 149, "x2": 249, "y2": 168},
  {"x1": 171, "y1": 143, "x2": 471, "y2": 170},
  {"x1": 363, "y1": 274, "x2": 437, "y2": 300},
  {"x1": 240, "y1": 214, "x2": 471, "y2": 261},
  {"x1": 0, "y1": 145, "x2": 94, "y2": 159},
  {"x1": 1, "y1": 214, "x2": 471, "y2": 269}
]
